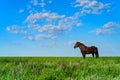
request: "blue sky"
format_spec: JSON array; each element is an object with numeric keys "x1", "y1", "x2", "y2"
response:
[{"x1": 0, "y1": 0, "x2": 120, "y2": 56}]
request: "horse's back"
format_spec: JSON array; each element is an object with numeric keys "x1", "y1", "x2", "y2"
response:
[
  {"x1": 91, "y1": 46, "x2": 97, "y2": 49},
  {"x1": 86, "y1": 46, "x2": 95, "y2": 53}
]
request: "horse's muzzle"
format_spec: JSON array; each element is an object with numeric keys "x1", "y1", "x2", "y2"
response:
[{"x1": 74, "y1": 46, "x2": 76, "y2": 49}]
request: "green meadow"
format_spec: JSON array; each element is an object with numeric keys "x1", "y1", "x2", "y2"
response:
[{"x1": 0, "y1": 57, "x2": 120, "y2": 80}]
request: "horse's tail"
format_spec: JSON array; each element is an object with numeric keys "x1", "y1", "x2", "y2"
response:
[{"x1": 95, "y1": 47, "x2": 99, "y2": 58}]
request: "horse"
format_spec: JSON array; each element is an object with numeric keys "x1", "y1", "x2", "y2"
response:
[{"x1": 74, "y1": 42, "x2": 99, "y2": 58}]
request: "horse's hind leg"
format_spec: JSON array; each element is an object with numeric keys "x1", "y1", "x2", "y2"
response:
[
  {"x1": 94, "y1": 48, "x2": 99, "y2": 58},
  {"x1": 96, "y1": 53, "x2": 99, "y2": 58},
  {"x1": 92, "y1": 53, "x2": 94, "y2": 58},
  {"x1": 95, "y1": 52, "x2": 99, "y2": 58}
]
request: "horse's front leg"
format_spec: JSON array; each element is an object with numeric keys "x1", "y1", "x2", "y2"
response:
[{"x1": 82, "y1": 53, "x2": 86, "y2": 59}]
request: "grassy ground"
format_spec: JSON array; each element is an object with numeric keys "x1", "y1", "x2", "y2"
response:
[{"x1": 0, "y1": 57, "x2": 120, "y2": 80}]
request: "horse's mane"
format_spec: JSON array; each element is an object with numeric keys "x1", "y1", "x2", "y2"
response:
[{"x1": 77, "y1": 42, "x2": 87, "y2": 47}]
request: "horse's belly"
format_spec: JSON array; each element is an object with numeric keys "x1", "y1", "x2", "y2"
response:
[
  {"x1": 87, "y1": 53, "x2": 91, "y2": 54},
  {"x1": 86, "y1": 51, "x2": 92, "y2": 54}
]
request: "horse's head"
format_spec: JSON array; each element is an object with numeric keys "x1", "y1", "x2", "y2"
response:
[{"x1": 74, "y1": 42, "x2": 80, "y2": 49}]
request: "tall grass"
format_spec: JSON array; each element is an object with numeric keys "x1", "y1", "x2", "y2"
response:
[{"x1": 0, "y1": 57, "x2": 120, "y2": 80}]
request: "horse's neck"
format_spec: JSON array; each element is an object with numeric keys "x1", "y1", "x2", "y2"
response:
[{"x1": 79, "y1": 45, "x2": 87, "y2": 51}]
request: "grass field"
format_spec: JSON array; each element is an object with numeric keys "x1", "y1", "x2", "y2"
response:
[{"x1": 0, "y1": 57, "x2": 120, "y2": 80}]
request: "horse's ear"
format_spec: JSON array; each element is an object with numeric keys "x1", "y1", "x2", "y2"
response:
[{"x1": 75, "y1": 42, "x2": 78, "y2": 44}]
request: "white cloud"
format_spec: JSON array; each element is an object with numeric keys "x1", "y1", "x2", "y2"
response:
[
  {"x1": 19, "y1": 9, "x2": 24, "y2": 13},
  {"x1": 35, "y1": 34, "x2": 55, "y2": 40},
  {"x1": 103, "y1": 22, "x2": 120, "y2": 29},
  {"x1": 63, "y1": 40, "x2": 77, "y2": 46},
  {"x1": 6, "y1": 25, "x2": 19, "y2": 34},
  {"x1": 73, "y1": 0, "x2": 110, "y2": 14},
  {"x1": 6, "y1": 0, "x2": 113, "y2": 42},
  {"x1": 6, "y1": 11, "x2": 82, "y2": 41},
  {"x1": 6, "y1": 0, "x2": 84, "y2": 41},
  {"x1": 30, "y1": 0, "x2": 46, "y2": 7},
  {"x1": 25, "y1": 12, "x2": 65, "y2": 23},
  {"x1": 92, "y1": 28, "x2": 113, "y2": 35},
  {"x1": 76, "y1": 22, "x2": 82, "y2": 27},
  {"x1": 6, "y1": 25, "x2": 27, "y2": 34},
  {"x1": 28, "y1": 36, "x2": 33, "y2": 41},
  {"x1": 25, "y1": 11, "x2": 82, "y2": 35},
  {"x1": 6, "y1": 27, "x2": 10, "y2": 31},
  {"x1": 92, "y1": 22, "x2": 120, "y2": 35},
  {"x1": 40, "y1": 0, "x2": 46, "y2": 7},
  {"x1": 67, "y1": 40, "x2": 76, "y2": 45},
  {"x1": 31, "y1": 0, "x2": 39, "y2": 6},
  {"x1": 27, "y1": 34, "x2": 55, "y2": 41}
]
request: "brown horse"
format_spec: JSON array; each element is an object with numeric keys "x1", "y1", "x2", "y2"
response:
[{"x1": 74, "y1": 42, "x2": 99, "y2": 58}]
